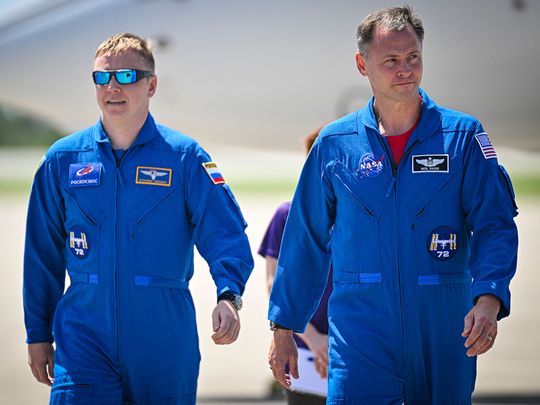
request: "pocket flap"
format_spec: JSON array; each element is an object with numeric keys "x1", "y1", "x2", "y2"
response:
[{"x1": 333, "y1": 161, "x2": 384, "y2": 216}]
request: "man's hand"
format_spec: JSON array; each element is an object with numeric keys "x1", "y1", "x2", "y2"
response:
[
  {"x1": 299, "y1": 324, "x2": 328, "y2": 378},
  {"x1": 211, "y1": 300, "x2": 240, "y2": 345},
  {"x1": 28, "y1": 342, "x2": 54, "y2": 386},
  {"x1": 268, "y1": 329, "x2": 298, "y2": 388},
  {"x1": 462, "y1": 294, "x2": 501, "y2": 357}
]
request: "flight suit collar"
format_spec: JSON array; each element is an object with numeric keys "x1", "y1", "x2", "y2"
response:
[
  {"x1": 93, "y1": 112, "x2": 157, "y2": 146},
  {"x1": 358, "y1": 87, "x2": 442, "y2": 143}
]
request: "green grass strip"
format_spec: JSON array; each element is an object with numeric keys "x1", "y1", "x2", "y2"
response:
[
  {"x1": 0, "y1": 175, "x2": 539, "y2": 197},
  {"x1": 0, "y1": 179, "x2": 32, "y2": 195}
]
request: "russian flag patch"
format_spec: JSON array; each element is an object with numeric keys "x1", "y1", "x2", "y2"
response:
[
  {"x1": 475, "y1": 132, "x2": 498, "y2": 160},
  {"x1": 202, "y1": 162, "x2": 225, "y2": 184}
]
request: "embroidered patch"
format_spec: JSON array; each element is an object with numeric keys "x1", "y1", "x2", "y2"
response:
[
  {"x1": 356, "y1": 153, "x2": 384, "y2": 179},
  {"x1": 427, "y1": 226, "x2": 458, "y2": 261},
  {"x1": 135, "y1": 166, "x2": 172, "y2": 187},
  {"x1": 475, "y1": 132, "x2": 497, "y2": 160},
  {"x1": 68, "y1": 163, "x2": 102, "y2": 187},
  {"x1": 412, "y1": 154, "x2": 449, "y2": 173},
  {"x1": 69, "y1": 226, "x2": 90, "y2": 258},
  {"x1": 202, "y1": 162, "x2": 226, "y2": 184}
]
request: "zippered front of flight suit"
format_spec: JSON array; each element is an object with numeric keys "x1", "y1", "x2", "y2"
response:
[
  {"x1": 375, "y1": 131, "x2": 408, "y2": 376},
  {"x1": 376, "y1": 129, "x2": 421, "y2": 388},
  {"x1": 99, "y1": 142, "x2": 131, "y2": 367},
  {"x1": 113, "y1": 146, "x2": 131, "y2": 368}
]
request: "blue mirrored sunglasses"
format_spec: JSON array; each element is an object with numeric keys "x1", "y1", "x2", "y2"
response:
[{"x1": 92, "y1": 69, "x2": 154, "y2": 85}]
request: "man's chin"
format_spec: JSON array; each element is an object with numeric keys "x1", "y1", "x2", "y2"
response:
[
  {"x1": 102, "y1": 105, "x2": 128, "y2": 117},
  {"x1": 102, "y1": 110, "x2": 130, "y2": 124},
  {"x1": 392, "y1": 85, "x2": 419, "y2": 100}
]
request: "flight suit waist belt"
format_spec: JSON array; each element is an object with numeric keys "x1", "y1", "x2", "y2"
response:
[
  {"x1": 68, "y1": 272, "x2": 189, "y2": 289},
  {"x1": 333, "y1": 272, "x2": 471, "y2": 285}
]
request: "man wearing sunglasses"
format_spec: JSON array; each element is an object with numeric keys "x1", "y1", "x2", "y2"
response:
[{"x1": 23, "y1": 33, "x2": 253, "y2": 404}]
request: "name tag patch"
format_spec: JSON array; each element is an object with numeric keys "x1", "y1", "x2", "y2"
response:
[
  {"x1": 69, "y1": 226, "x2": 90, "y2": 258},
  {"x1": 412, "y1": 154, "x2": 449, "y2": 173},
  {"x1": 202, "y1": 162, "x2": 226, "y2": 184},
  {"x1": 135, "y1": 166, "x2": 172, "y2": 187},
  {"x1": 69, "y1": 163, "x2": 102, "y2": 187}
]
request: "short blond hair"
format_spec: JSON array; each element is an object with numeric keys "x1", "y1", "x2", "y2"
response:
[{"x1": 95, "y1": 33, "x2": 155, "y2": 71}]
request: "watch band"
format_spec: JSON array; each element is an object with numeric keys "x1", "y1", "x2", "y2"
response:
[
  {"x1": 217, "y1": 291, "x2": 242, "y2": 311},
  {"x1": 269, "y1": 321, "x2": 291, "y2": 331}
]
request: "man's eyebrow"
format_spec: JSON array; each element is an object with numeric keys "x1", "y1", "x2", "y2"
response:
[{"x1": 381, "y1": 48, "x2": 421, "y2": 58}]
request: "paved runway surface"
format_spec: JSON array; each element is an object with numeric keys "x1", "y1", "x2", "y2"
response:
[{"x1": 197, "y1": 396, "x2": 540, "y2": 405}]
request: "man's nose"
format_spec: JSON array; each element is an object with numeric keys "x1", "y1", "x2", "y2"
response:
[
  {"x1": 106, "y1": 76, "x2": 122, "y2": 91},
  {"x1": 397, "y1": 61, "x2": 412, "y2": 78}
]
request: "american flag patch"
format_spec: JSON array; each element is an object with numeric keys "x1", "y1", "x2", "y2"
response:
[{"x1": 475, "y1": 132, "x2": 497, "y2": 160}]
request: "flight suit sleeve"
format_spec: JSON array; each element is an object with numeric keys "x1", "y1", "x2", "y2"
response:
[
  {"x1": 184, "y1": 144, "x2": 253, "y2": 297},
  {"x1": 268, "y1": 140, "x2": 335, "y2": 332},
  {"x1": 461, "y1": 123, "x2": 518, "y2": 320},
  {"x1": 23, "y1": 154, "x2": 67, "y2": 343}
]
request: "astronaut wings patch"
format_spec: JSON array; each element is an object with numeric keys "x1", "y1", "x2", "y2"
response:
[{"x1": 202, "y1": 162, "x2": 226, "y2": 184}]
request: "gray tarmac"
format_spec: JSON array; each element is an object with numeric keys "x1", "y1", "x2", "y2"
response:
[
  {"x1": 1, "y1": 148, "x2": 539, "y2": 404},
  {"x1": 197, "y1": 399, "x2": 540, "y2": 405}
]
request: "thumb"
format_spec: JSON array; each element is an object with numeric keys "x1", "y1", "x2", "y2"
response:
[
  {"x1": 212, "y1": 308, "x2": 221, "y2": 332},
  {"x1": 48, "y1": 354, "x2": 55, "y2": 379},
  {"x1": 289, "y1": 355, "x2": 299, "y2": 379},
  {"x1": 462, "y1": 311, "x2": 474, "y2": 337}
]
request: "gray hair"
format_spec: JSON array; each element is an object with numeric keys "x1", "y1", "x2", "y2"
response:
[{"x1": 356, "y1": 6, "x2": 424, "y2": 56}]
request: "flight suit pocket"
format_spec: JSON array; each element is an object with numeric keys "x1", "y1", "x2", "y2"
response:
[
  {"x1": 222, "y1": 184, "x2": 247, "y2": 228},
  {"x1": 332, "y1": 162, "x2": 382, "y2": 274},
  {"x1": 51, "y1": 374, "x2": 94, "y2": 404},
  {"x1": 62, "y1": 191, "x2": 102, "y2": 281},
  {"x1": 409, "y1": 165, "x2": 469, "y2": 279},
  {"x1": 131, "y1": 186, "x2": 185, "y2": 280},
  {"x1": 497, "y1": 165, "x2": 518, "y2": 217}
]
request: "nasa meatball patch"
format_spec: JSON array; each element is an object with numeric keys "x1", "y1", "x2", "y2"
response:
[
  {"x1": 69, "y1": 163, "x2": 102, "y2": 187},
  {"x1": 412, "y1": 154, "x2": 449, "y2": 173},
  {"x1": 427, "y1": 226, "x2": 458, "y2": 261},
  {"x1": 356, "y1": 153, "x2": 384, "y2": 179},
  {"x1": 135, "y1": 166, "x2": 172, "y2": 187},
  {"x1": 69, "y1": 226, "x2": 90, "y2": 258}
]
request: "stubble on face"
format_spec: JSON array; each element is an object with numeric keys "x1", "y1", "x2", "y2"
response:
[
  {"x1": 93, "y1": 51, "x2": 155, "y2": 125},
  {"x1": 361, "y1": 24, "x2": 423, "y2": 105}
]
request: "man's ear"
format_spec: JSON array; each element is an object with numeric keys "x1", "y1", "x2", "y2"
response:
[
  {"x1": 356, "y1": 52, "x2": 368, "y2": 77},
  {"x1": 148, "y1": 75, "x2": 157, "y2": 97}
]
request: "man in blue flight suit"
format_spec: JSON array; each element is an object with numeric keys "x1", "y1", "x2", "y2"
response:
[
  {"x1": 268, "y1": 6, "x2": 518, "y2": 405},
  {"x1": 24, "y1": 33, "x2": 253, "y2": 404}
]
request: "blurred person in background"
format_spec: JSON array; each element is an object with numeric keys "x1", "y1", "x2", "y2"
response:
[
  {"x1": 260, "y1": 128, "x2": 330, "y2": 405},
  {"x1": 23, "y1": 33, "x2": 253, "y2": 404},
  {"x1": 268, "y1": 6, "x2": 518, "y2": 404}
]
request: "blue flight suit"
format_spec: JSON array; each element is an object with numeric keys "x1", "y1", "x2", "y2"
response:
[
  {"x1": 23, "y1": 113, "x2": 254, "y2": 404},
  {"x1": 268, "y1": 89, "x2": 518, "y2": 405}
]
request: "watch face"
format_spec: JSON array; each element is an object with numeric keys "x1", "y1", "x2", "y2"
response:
[{"x1": 233, "y1": 295, "x2": 243, "y2": 310}]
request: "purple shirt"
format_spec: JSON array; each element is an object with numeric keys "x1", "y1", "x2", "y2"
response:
[{"x1": 259, "y1": 202, "x2": 333, "y2": 349}]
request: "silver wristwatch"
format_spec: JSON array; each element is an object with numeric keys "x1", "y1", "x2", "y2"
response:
[{"x1": 218, "y1": 292, "x2": 243, "y2": 311}]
